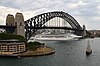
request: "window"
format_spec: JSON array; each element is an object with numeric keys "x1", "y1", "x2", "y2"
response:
[
  {"x1": 0, "y1": 46, "x2": 8, "y2": 52},
  {"x1": 6, "y1": 23, "x2": 8, "y2": 25},
  {"x1": 19, "y1": 45, "x2": 25, "y2": 51},
  {"x1": 15, "y1": 22, "x2": 17, "y2": 26},
  {"x1": 20, "y1": 23, "x2": 22, "y2": 26},
  {"x1": 9, "y1": 45, "x2": 17, "y2": 52}
]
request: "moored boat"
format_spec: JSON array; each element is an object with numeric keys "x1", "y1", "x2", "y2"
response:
[
  {"x1": 34, "y1": 33, "x2": 82, "y2": 41},
  {"x1": 86, "y1": 40, "x2": 92, "y2": 56}
]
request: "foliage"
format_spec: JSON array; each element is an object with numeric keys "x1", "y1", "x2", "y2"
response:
[
  {"x1": 27, "y1": 41, "x2": 44, "y2": 50},
  {"x1": 97, "y1": 34, "x2": 100, "y2": 37},
  {"x1": 0, "y1": 33, "x2": 25, "y2": 41},
  {"x1": 86, "y1": 31, "x2": 92, "y2": 37}
]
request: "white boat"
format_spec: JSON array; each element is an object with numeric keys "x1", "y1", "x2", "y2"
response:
[
  {"x1": 86, "y1": 40, "x2": 92, "y2": 55},
  {"x1": 34, "y1": 33, "x2": 82, "y2": 41}
]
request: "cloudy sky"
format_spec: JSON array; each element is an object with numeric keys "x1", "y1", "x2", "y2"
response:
[{"x1": 0, "y1": 0, "x2": 100, "y2": 30}]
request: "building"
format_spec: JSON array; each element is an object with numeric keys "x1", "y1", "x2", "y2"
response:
[{"x1": 0, "y1": 40, "x2": 26, "y2": 55}]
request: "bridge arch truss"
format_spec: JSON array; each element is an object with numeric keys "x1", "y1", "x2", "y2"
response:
[{"x1": 25, "y1": 11, "x2": 83, "y2": 41}]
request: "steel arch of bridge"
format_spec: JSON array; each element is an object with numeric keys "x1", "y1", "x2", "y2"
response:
[{"x1": 25, "y1": 11, "x2": 83, "y2": 41}]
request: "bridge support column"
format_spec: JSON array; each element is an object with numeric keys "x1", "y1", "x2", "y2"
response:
[
  {"x1": 6, "y1": 14, "x2": 15, "y2": 33},
  {"x1": 14, "y1": 12, "x2": 25, "y2": 37},
  {"x1": 82, "y1": 25, "x2": 86, "y2": 37}
]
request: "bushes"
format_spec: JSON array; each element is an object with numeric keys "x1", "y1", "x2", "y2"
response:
[
  {"x1": 0, "y1": 33, "x2": 25, "y2": 41},
  {"x1": 27, "y1": 41, "x2": 44, "y2": 50}
]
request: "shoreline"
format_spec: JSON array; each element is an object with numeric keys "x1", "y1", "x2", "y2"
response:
[
  {"x1": 18, "y1": 46, "x2": 55, "y2": 57},
  {"x1": 0, "y1": 46, "x2": 55, "y2": 57}
]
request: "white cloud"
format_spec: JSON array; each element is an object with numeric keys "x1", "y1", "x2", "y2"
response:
[
  {"x1": 66, "y1": 1, "x2": 87, "y2": 9},
  {"x1": 75, "y1": 15, "x2": 100, "y2": 30},
  {"x1": 0, "y1": 6, "x2": 20, "y2": 24},
  {"x1": 0, "y1": 0, "x2": 100, "y2": 29}
]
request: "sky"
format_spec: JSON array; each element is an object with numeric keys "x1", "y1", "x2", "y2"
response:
[{"x1": 0, "y1": 0, "x2": 100, "y2": 30}]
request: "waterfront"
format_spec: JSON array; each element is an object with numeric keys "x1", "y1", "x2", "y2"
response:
[{"x1": 0, "y1": 38, "x2": 100, "y2": 66}]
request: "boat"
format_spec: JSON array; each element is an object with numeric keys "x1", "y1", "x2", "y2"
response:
[
  {"x1": 86, "y1": 40, "x2": 92, "y2": 56},
  {"x1": 34, "y1": 33, "x2": 82, "y2": 41}
]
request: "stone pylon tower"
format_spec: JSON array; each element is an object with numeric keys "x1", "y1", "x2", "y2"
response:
[
  {"x1": 14, "y1": 12, "x2": 25, "y2": 37},
  {"x1": 6, "y1": 14, "x2": 15, "y2": 33},
  {"x1": 82, "y1": 25, "x2": 86, "y2": 37},
  {"x1": 6, "y1": 14, "x2": 15, "y2": 26}
]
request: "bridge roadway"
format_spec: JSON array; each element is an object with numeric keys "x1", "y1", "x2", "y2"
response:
[
  {"x1": 0, "y1": 25, "x2": 16, "y2": 29},
  {"x1": 26, "y1": 26, "x2": 83, "y2": 31},
  {"x1": 0, "y1": 25, "x2": 16, "y2": 32},
  {"x1": 0, "y1": 25, "x2": 83, "y2": 31}
]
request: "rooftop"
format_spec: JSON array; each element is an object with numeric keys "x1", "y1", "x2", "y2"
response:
[{"x1": 0, "y1": 39, "x2": 25, "y2": 43}]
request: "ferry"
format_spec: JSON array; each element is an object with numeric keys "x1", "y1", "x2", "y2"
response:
[{"x1": 34, "y1": 33, "x2": 82, "y2": 41}]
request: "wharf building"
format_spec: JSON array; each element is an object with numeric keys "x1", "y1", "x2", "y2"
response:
[{"x1": 0, "y1": 40, "x2": 26, "y2": 55}]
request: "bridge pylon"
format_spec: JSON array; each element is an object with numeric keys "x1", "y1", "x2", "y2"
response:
[
  {"x1": 6, "y1": 12, "x2": 25, "y2": 37},
  {"x1": 6, "y1": 14, "x2": 15, "y2": 33},
  {"x1": 14, "y1": 12, "x2": 25, "y2": 37}
]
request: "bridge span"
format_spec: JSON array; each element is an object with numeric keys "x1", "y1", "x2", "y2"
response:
[{"x1": 0, "y1": 11, "x2": 86, "y2": 42}]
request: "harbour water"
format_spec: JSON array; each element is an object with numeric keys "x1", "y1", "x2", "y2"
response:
[{"x1": 0, "y1": 38, "x2": 100, "y2": 66}]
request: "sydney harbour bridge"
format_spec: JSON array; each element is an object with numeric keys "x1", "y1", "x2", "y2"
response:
[{"x1": 0, "y1": 11, "x2": 86, "y2": 42}]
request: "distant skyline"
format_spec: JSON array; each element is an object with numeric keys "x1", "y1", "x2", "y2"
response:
[{"x1": 0, "y1": 0, "x2": 100, "y2": 30}]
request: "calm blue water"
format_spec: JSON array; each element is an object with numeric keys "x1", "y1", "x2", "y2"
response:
[{"x1": 0, "y1": 38, "x2": 100, "y2": 66}]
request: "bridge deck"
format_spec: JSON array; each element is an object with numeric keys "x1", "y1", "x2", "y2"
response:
[
  {"x1": 0, "y1": 25, "x2": 16, "y2": 28},
  {"x1": 27, "y1": 26, "x2": 83, "y2": 31}
]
